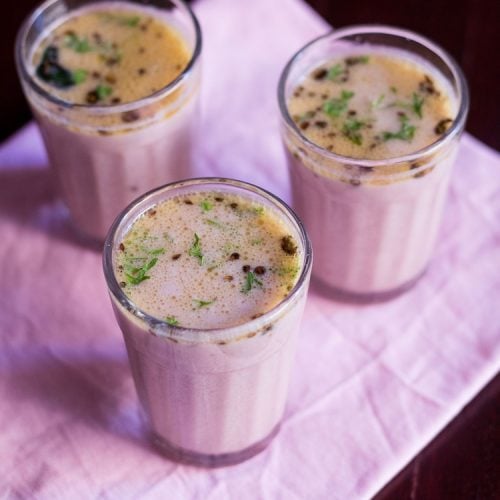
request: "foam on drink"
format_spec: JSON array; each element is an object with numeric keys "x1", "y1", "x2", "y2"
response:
[
  {"x1": 287, "y1": 50, "x2": 457, "y2": 172},
  {"x1": 115, "y1": 191, "x2": 301, "y2": 329},
  {"x1": 31, "y1": 5, "x2": 189, "y2": 118}
]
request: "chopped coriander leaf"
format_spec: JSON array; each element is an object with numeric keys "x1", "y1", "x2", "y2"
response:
[
  {"x1": 327, "y1": 63, "x2": 344, "y2": 81},
  {"x1": 342, "y1": 119, "x2": 365, "y2": 145},
  {"x1": 125, "y1": 256, "x2": 158, "y2": 285},
  {"x1": 345, "y1": 55, "x2": 369, "y2": 65},
  {"x1": 64, "y1": 32, "x2": 92, "y2": 53},
  {"x1": 99, "y1": 13, "x2": 141, "y2": 27},
  {"x1": 412, "y1": 92, "x2": 424, "y2": 118},
  {"x1": 323, "y1": 90, "x2": 354, "y2": 118},
  {"x1": 253, "y1": 206, "x2": 264, "y2": 215},
  {"x1": 241, "y1": 271, "x2": 263, "y2": 294},
  {"x1": 193, "y1": 298, "x2": 216, "y2": 309},
  {"x1": 371, "y1": 94, "x2": 385, "y2": 109},
  {"x1": 392, "y1": 93, "x2": 424, "y2": 118},
  {"x1": 204, "y1": 218, "x2": 223, "y2": 228},
  {"x1": 165, "y1": 316, "x2": 179, "y2": 326},
  {"x1": 149, "y1": 247, "x2": 165, "y2": 256},
  {"x1": 72, "y1": 69, "x2": 88, "y2": 84},
  {"x1": 382, "y1": 116, "x2": 416, "y2": 141},
  {"x1": 122, "y1": 16, "x2": 141, "y2": 27},
  {"x1": 188, "y1": 233, "x2": 204, "y2": 264},
  {"x1": 200, "y1": 200, "x2": 213, "y2": 212},
  {"x1": 390, "y1": 86, "x2": 398, "y2": 93},
  {"x1": 96, "y1": 85, "x2": 113, "y2": 100}
]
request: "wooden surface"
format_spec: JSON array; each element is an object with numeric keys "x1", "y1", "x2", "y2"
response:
[{"x1": 374, "y1": 373, "x2": 500, "y2": 500}]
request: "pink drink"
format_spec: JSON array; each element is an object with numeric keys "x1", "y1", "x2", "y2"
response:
[
  {"x1": 16, "y1": 0, "x2": 201, "y2": 241},
  {"x1": 279, "y1": 26, "x2": 468, "y2": 299},
  {"x1": 103, "y1": 179, "x2": 312, "y2": 465}
]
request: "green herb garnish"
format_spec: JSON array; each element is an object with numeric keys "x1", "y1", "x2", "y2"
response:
[
  {"x1": 382, "y1": 115, "x2": 416, "y2": 142},
  {"x1": 323, "y1": 90, "x2": 354, "y2": 118},
  {"x1": 125, "y1": 256, "x2": 158, "y2": 285},
  {"x1": 346, "y1": 55, "x2": 369, "y2": 64},
  {"x1": 99, "y1": 13, "x2": 141, "y2": 27},
  {"x1": 200, "y1": 200, "x2": 213, "y2": 212},
  {"x1": 241, "y1": 271, "x2": 263, "y2": 294},
  {"x1": 188, "y1": 233, "x2": 204, "y2": 264},
  {"x1": 390, "y1": 86, "x2": 398, "y2": 93},
  {"x1": 412, "y1": 92, "x2": 424, "y2": 118},
  {"x1": 149, "y1": 248, "x2": 166, "y2": 256},
  {"x1": 72, "y1": 69, "x2": 88, "y2": 84},
  {"x1": 327, "y1": 63, "x2": 344, "y2": 81},
  {"x1": 165, "y1": 316, "x2": 179, "y2": 326},
  {"x1": 342, "y1": 119, "x2": 365, "y2": 145},
  {"x1": 371, "y1": 94, "x2": 385, "y2": 109},
  {"x1": 193, "y1": 298, "x2": 216, "y2": 309},
  {"x1": 392, "y1": 93, "x2": 425, "y2": 118},
  {"x1": 96, "y1": 85, "x2": 113, "y2": 100},
  {"x1": 122, "y1": 16, "x2": 141, "y2": 27},
  {"x1": 64, "y1": 32, "x2": 92, "y2": 53},
  {"x1": 204, "y1": 218, "x2": 223, "y2": 228}
]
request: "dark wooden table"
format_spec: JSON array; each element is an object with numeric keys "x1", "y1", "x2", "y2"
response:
[
  {"x1": 374, "y1": 374, "x2": 500, "y2": 500},
  {"x1": 2, "y1": 2, "x2": 499, "y2": 499}
]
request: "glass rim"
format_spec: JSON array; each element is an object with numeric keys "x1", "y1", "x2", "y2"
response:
[
  {"x1": 15, "y1": 0, "x2": 202, "y2": 114},
  {"x1": 102, "y1": 177, "x2": 313, "y2": 341},
  {"x1": 277, "y1": 24, "x2": 470, "y2": 168}
]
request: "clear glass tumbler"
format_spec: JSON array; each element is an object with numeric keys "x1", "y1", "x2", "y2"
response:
[
  {"x1": 278, "y1": 25, "x2": 469, "y2": 301},
  {"x1": 16, "y1": 0, "x2": 201, "y2": 241},
  {"x1": 103, "y1": 178, "x2": 312, "y2": 466}
]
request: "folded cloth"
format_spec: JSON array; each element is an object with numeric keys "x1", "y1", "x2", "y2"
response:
[{"x1": 1, "y1": 0, "x2": 499, "y2": 498}]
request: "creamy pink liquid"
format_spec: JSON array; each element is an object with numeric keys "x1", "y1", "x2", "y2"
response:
[
  {"x1": 284, "y1": 49, "x2": 460, "y2": 296},
  {"x1": 114, "y1": 294, "x2": 306, "y2": 456},
  {"x1": 35, "y1": 102, "x2": 197, "y2": 239},
  {"x1": 286, "y1": 147, "x2": 456, "y2": 295}
]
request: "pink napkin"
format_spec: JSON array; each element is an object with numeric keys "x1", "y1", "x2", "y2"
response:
[{"x1": 1, "y1": 0, "x2": 499, "y2": 498}]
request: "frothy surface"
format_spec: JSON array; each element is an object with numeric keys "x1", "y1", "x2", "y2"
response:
[
  {"x1": 31, "y1": 4, "x2": 189, "y2": 105},
  {"x1": 287, "y1": 52, "x2": 456, "y2": 160},
  {"x1": 114, "y1": 191, "x2": 301, "y2": 329}
]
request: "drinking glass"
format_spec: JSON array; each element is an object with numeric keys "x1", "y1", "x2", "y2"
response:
[
  {"x1": 16, "y1": 0, "x2": 202, "y2": 241},
  {"x1": 278, "y1": 26, "x2": 468, "y2": 300},
  {"x1": 103, "y1": 178, "x2": 312, "y2": 466}
]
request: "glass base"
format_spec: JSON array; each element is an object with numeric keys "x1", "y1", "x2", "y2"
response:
[
  {"x1": 312, "y1": 268, "x2": 426, "y2": 304},
  {"x1": 152, "y1": 424, "x2": 281, "y2": 467}
]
